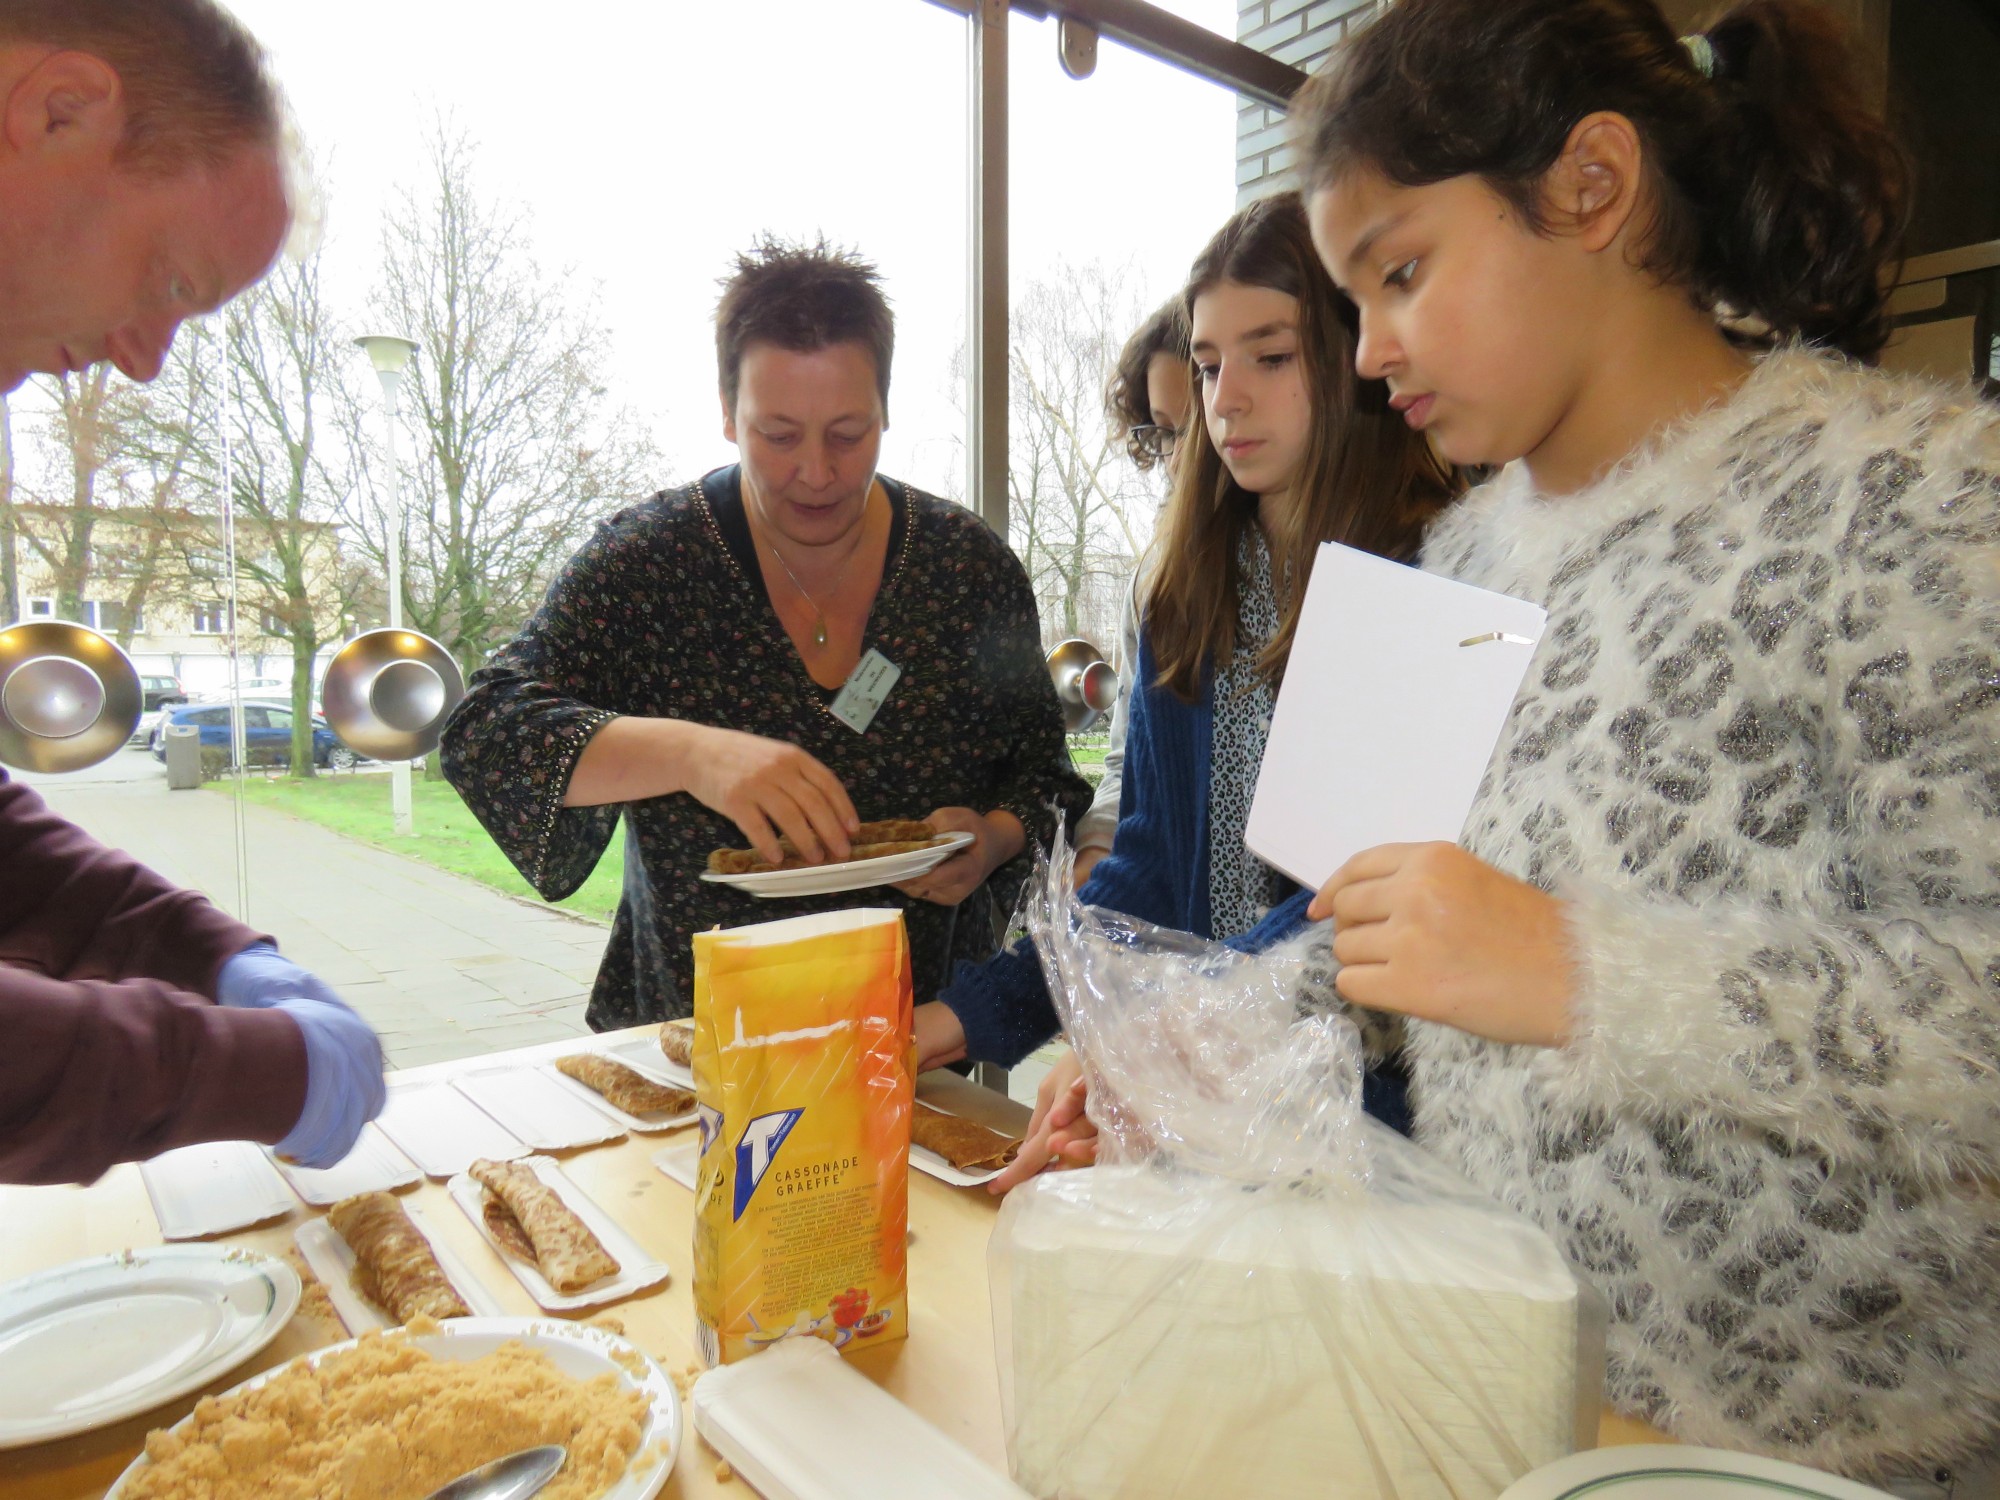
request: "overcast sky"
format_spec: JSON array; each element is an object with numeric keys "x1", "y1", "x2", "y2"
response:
[{"x1": 215, "y1": 0, "x2": 1243, "y2": 502}]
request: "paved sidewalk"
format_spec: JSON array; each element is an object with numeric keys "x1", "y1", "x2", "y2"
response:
[{"x1": 21, "y1": 752, "x2": 603, "y2": 1068}]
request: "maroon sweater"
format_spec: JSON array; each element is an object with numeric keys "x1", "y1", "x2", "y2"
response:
[{"x1": 0, "y1": 773, "x2": 307, "y2": 1184}]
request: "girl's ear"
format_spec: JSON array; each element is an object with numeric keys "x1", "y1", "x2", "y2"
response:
[{"x1": 1547, "y1": 110, "x2": 1646, "y2": 255}]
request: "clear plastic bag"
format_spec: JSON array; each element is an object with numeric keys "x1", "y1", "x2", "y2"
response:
[{"x1": 989, "y1": 832, "x2": 1606, "y2": 1500}]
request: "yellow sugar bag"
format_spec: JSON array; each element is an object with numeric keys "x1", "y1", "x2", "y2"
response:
[{"x1": 691, "y1": 908, "x2": 913, "y2": 1366}]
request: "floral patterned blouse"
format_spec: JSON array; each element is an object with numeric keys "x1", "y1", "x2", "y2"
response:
[{"x1": 441, "y1": 466, "x2": 1092, "y2": 1030}]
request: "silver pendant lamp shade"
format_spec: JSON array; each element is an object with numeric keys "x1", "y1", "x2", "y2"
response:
[
  {"x1": 318, "y1": 628, "x2": 465, "y2": 761},
  {"x1": 0, "y1": 620, "x2": 143, "y2": 772},
  {"x1": 1046, "y1": 637, "x2": 1119, "y2": 733}
]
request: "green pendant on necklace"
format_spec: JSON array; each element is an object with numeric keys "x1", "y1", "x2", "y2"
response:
[{"x1": 812, "y1": 615, "x2": 829, "y2": 648}]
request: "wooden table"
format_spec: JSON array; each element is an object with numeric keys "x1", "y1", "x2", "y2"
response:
[{"x1": 0, "y1": 1029, "x2": 1663, "y2": 1498}]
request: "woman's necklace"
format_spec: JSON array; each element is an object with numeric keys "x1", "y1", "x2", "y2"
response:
[
  {"x1": 753, "y1": 482, "x2": 882, "y2": 650},
  {"x1": 764, "y1": 539, "x2": 846, "y2": 648}
]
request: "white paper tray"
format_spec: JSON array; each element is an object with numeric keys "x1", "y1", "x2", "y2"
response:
[
  {"x1": 269, "y1": 1125, "x2": 420, "y2": 1206},
  {"x1": 447, "y1": 1155, "x2": 669, "y2": 1311},
  {"x1": 692, "y1": 1336, "x2": 1030, "y2": 1499},
  {"x1": 294, "y1": 1205, "x2": 507, "y2": 1334},
  {"x1": 452, "y1": 1064, "x2": 626, "y2": 1151},
  {"x1": 606, "y1": 1035, "x2": 692, "y2": 1091},
  {"x1": 909, "y1": 1101, "x2": 1017, "y2": 1189},
  {"x1": 375, "y1": 1079, "x2": 530, "y2": 1178},
  {"x1": 140, "y1": 1140, "x2": 296, "y2": 1240},
  {"x1": 544, "y1": 1055, "x2": 696, "y2": 1135},
  {"x1": 651, "y1": 1140, "x2": 698, "y2": 1191}
]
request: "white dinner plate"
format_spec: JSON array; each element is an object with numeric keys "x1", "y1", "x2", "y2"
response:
[
  {"x1": 1499, "y1": 1445, "x2": 1897, "y2": 1499},
  {"x1": 699, "y1": 830, "x2": 974, "y2": 898},
  {"x1": 0, "y1": 1245, "x2": 300, "y2": 1449},
  {"x1": 104, "y1": 1316, "x2": 680, "y2": 1499}
]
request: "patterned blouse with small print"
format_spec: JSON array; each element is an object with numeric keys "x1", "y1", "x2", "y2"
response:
[
  {"x1": 1205, "y1": 527, "x2": 1285, "y2": 939},
  {"x1": 441, "y1": 466, "x2": 1093, "y2": 1030}
]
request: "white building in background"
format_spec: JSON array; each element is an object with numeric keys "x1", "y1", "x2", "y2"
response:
[{"x1": 8, "y1": 505, "x2": 357, "y2": 698}]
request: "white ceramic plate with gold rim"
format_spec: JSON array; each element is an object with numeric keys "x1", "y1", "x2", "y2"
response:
[
  {"x1": 0, "y1": 1245, "x2": 299, "y2": 1449},
  {"x1": 1498, "y1": 1446, "x2": 1896, "y2": 1499},
  {"x1": 104, "y1": 1316, "x2": 679, "y2": 1499},
  {"x1": 699, "y1": 831, "x2": 974, "y2": 898}
]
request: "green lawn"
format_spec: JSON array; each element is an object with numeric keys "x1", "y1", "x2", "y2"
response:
[
  {"x1": 212, "y1": 773, "x2": 624, "y2": 926},
  {"x1": 1070, "y1": 735, "x2": 1108, "y2": 788}
]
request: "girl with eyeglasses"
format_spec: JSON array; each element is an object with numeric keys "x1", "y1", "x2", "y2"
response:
[
  {"x1": 912, "y1": 191, "x2": 1457, "y2": 1126},
  {"x1": 1074, "y1": 298, "x2": 1194, "y2": 890}
]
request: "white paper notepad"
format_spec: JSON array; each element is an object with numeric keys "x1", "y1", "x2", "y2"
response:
[{"x1": 1246, "y1": 542, "x2": 1547, "y2": 891}]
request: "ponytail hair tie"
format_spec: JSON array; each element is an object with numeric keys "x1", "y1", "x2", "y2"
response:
[{"x1": 1681, "y1": 32, "x2": 1717, "y2": 79}]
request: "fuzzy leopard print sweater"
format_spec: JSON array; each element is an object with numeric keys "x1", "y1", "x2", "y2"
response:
[{"x1": 1389, "y1": 349, "x2": 2000, "y2": 1481}]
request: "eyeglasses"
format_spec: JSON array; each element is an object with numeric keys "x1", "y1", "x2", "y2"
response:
[{"x1": 1130, "y1": 424, "x2": 1180, "y2": 461}]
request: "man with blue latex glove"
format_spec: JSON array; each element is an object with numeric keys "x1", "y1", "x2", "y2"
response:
[
  {"x1": 0, "y1": 2, "x2": 389, "y2": 1184},
  {"x1": 217, "y1": 947, "x2": 387, "y2": 1169}
]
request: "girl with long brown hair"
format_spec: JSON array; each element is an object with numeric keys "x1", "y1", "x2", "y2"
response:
[{"x1": 912, "y1": 191, "x2": 1455, "y2": 1116}]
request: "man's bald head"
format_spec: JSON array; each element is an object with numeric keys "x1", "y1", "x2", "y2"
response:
[
  {"x1": 0, "y1": 0, "x2": 279, "y2": 175},
  {"x1": 0, "y1": 1, "x2": 292, "y2": 391}
]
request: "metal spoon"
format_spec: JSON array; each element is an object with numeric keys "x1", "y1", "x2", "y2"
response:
[{"x1": 422, "y1": 1445, "x2": 566, "y2": 1500}]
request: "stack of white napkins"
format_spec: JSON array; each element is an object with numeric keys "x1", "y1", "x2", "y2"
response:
[{"x1": 1000, "y1": 1136, "x2": 1599, "y2": 1500}]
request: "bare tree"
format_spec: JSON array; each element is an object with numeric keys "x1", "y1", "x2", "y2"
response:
[
  {"x1": 218, "y1": 255, "x2": 367, "y2": 774},
  {"x1": 113, "y1": 322, "x2": 224, "y2": 653},
  {"x1": 345, "y1": 123, "x2": 659, "y2": 664},
  {"x1": 1004, "y1": 261, "x2": 1158, "y2": 651},
  {"x1": 20, "y1": 367, "x2": 115, "y2": 621}
]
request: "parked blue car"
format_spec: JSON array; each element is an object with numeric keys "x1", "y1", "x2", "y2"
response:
[{"x1": 149, "y1": 700, "x2": 359, "y2": 770}]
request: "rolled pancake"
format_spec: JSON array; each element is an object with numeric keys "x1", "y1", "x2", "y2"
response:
[
  {"x1": 480, "y1": 1196, "x2": 538, "y2": 1265},
  {"x1": 327, "y1": 1191, "x2": 470, "y2": 1322},
  {"x1": 554, "y1": 1052, "x2": 692, "y2": 1116},
  {"x1": 911, "y1": 1102, "x2": 1022, "y2": 1173},
  {"x1": 470, "y1": 1158, "x2": 619, "y2": 1293},
  {"x1": 658, "y1": 1020, "x2": 694, "y2": 1068},
  {"x1": 706, "y1": 818, "x2": 942, "y2": 875}
]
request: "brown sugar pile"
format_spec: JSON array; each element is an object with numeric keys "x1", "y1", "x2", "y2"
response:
[
  {"x1": 121, "y1": 1324, "x2": 649, "y2": 1500},
  {"x1": 279, "y1": 1247, "x2": 345, "y2": 1335}
]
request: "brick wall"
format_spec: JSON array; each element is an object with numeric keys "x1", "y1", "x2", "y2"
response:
[{"x1": 1235, "y1": 0, "x2": 1382, "y2": 204}]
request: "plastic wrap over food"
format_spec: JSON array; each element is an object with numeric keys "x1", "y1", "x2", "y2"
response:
[{"x1": 990, "y1": 831, "x2": 1606, "y2": 1500}]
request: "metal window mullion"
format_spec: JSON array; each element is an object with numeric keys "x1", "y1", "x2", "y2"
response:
[{"x1": 969, "y1": 0, "x2": 1009, "y2": 542}]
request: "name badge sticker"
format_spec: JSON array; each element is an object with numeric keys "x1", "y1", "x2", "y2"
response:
[{"x1": 829, "y1": 648, "x2": 901, "y2": 734}]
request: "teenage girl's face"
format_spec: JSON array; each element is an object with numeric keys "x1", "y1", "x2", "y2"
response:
[
  {"x1": 1189, "y1": 281, "x2": 1311, "y2": 504},
  {"x1": 1309, "y1": 169, "x2": 1591, "y2": 473}
]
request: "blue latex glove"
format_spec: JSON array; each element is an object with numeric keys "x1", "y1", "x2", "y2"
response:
[{"x1": 217, "y1": 945, "x2": 386, "y2": 1168}]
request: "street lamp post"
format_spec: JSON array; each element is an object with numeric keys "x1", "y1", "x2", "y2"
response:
[{"x1": 354, "y1": 333, "x2": 420, "y2": 837}]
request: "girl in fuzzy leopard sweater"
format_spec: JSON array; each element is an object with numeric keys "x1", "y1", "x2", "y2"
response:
[
  {"x1": 1002, "y1": 0, "x2": 2000, "y2": 1490},
  {"x1": 1285, "y1": 0, "x2": 2000, "y2": 1487}
]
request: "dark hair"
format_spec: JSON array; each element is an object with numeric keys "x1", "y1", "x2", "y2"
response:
[
  {"x1": 0, "y1": 0, "x2": 281, "y2": 175},
  {"x1": 1293, "y1": 0, "x2": 1910, "y2": 360},
  {"x1": 1145, "y1": 192, "x2": 1459, "y2": 703},
  {"x1": 715, "y1": 235, "x2": 895, "y2": 413},
  {"x1": 1106, "y1": 297, "x2": 1191, "y2": 471}
]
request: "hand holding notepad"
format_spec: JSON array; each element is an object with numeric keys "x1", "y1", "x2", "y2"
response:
[{"x1": 1245, "y1": 542, "x2": 1547, "y2": 891}]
